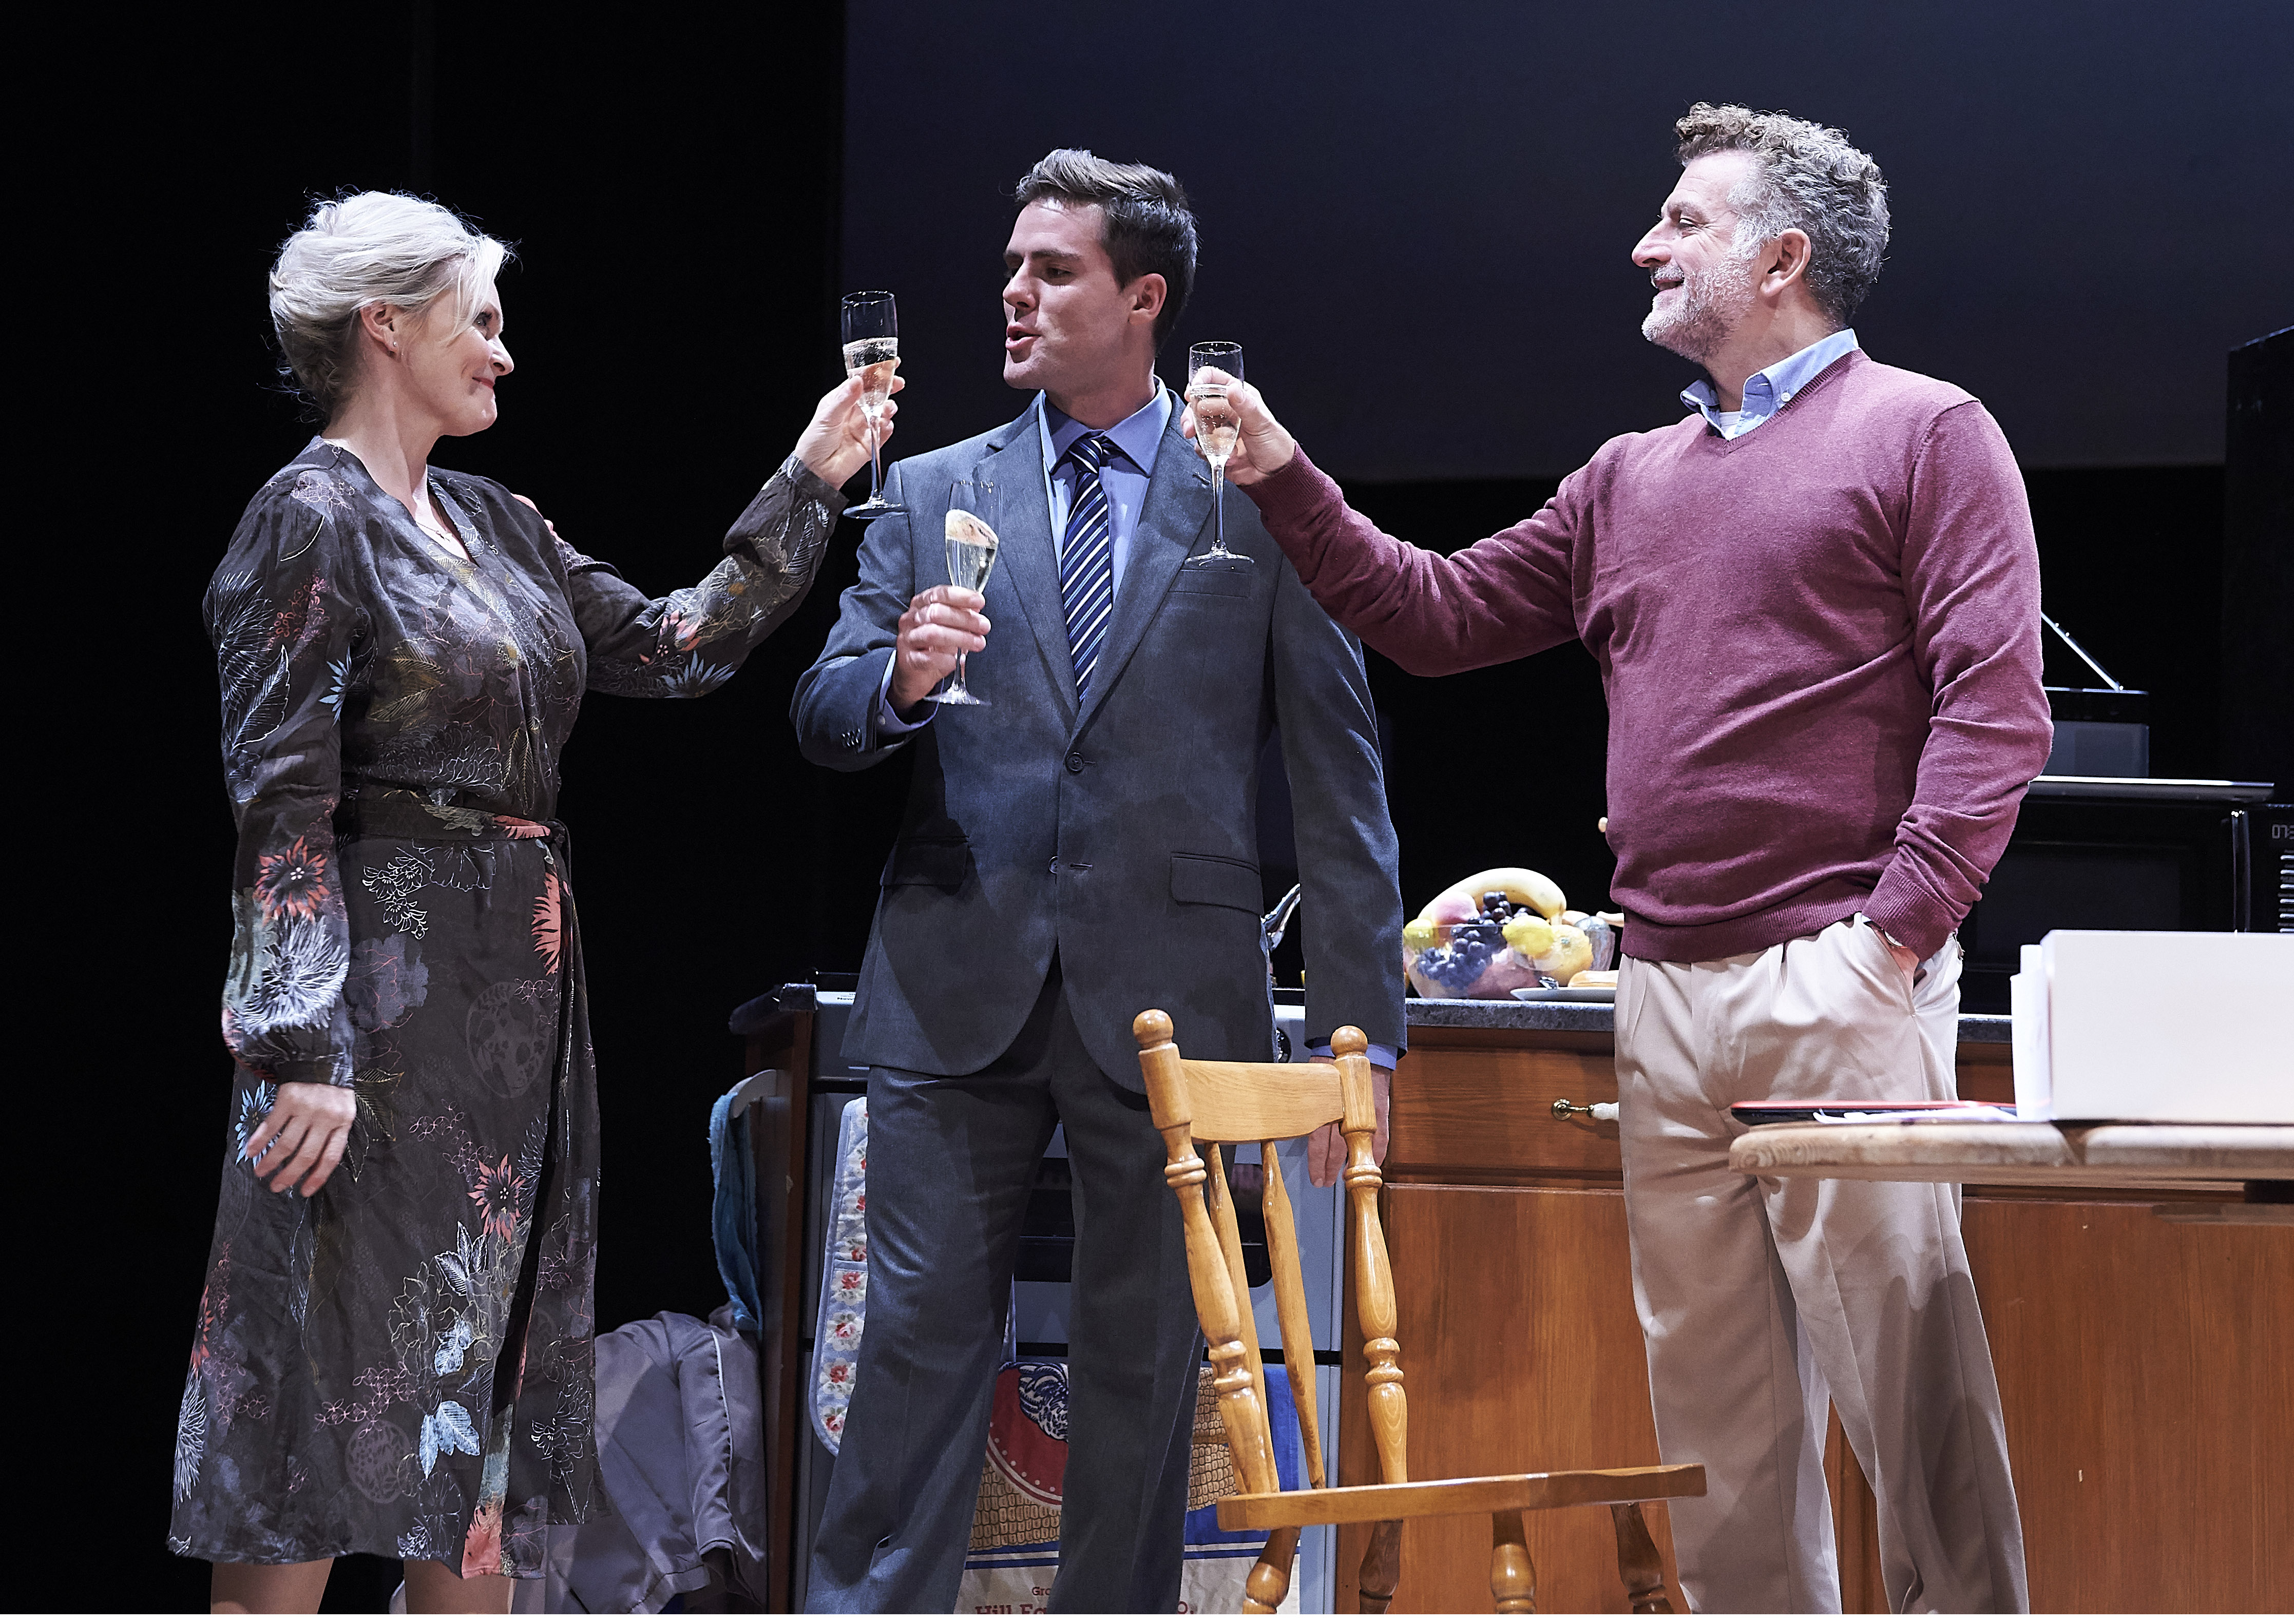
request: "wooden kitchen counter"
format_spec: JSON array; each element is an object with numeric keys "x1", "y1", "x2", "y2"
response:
[{"x1": 1335, "y1": 1001, "x2": 2293, "y2": 1612}]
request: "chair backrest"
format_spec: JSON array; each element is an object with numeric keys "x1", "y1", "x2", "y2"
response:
[{"x1": 1133, "y1": 1010, "x2": 1409, "y2": 1508}]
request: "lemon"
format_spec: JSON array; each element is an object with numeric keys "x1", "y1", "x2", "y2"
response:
[
  {"x1": 1535, "y1": 922, "x2": 1594, "y2": 984},
  {"x1": 1503, "y1": 916, "x2": 1556, "y2": 958}
]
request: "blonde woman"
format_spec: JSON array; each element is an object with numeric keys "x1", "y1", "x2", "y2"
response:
[{"x1": 171, "y1": 192, "x2": 894, "y2": 1613}]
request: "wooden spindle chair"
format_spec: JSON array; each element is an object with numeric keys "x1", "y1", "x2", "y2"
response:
[{"x1": 1134, "y1": 1011, "x2": 1705, "y2": 1614}]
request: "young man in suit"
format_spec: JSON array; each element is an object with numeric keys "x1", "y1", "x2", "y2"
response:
[{"x1": 792, "y1": 149, "x2": 1404, "y2": 1612}]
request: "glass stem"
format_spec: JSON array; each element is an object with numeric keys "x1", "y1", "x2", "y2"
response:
[
  {"x1": 867, "y1": 412, "x2": 884, "y2": 501},
  {"x1": 1213, "y1": 468, "x2": 1225, "y2": 546}
]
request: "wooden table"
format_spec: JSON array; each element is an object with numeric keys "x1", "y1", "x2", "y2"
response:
[
  {"x1": 1347, "y1": 1004, "x2": 2294, "y2": 1613},
  {"x1": 1730, "y1": 1120, "x2": 2294, "y2": 1224}
]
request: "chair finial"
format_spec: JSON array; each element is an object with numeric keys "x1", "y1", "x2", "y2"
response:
[
  {"x1": 1333, "y1": 1026, "x2": 1369, "y2": 1057},
  {"x1": 1135, "y1": 1009, "x2": 1175, "y2": 1047}
]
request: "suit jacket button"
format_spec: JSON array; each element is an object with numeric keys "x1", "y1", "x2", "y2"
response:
[{"x1": 1065, "y1": 751, "x2": 1085, "y2": 774}]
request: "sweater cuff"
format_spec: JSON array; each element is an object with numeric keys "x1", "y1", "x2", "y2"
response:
[
  {"x1": 1863, "y1": 865, "x2": 1960, "y2": 964},
  {"x1": 1241, "y1": 443, "x2": 1339, "y2": 529}
]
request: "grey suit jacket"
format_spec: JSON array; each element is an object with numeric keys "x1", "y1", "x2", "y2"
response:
[{"x1": 792, "y1": 397, "x2": 1405, "y2": 1084}]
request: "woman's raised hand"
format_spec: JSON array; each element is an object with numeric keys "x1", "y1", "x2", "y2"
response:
[
  {"x1": 247, "y1": 1082, "x2": 358, "y2": 1196},
  {"x1": 795, "y1": 373, "x2": 905, "y2": 489}
]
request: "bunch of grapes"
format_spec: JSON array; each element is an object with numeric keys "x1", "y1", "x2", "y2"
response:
[{"x1": 1417, "y1": 891, "x2": 1534, "y2": 992}]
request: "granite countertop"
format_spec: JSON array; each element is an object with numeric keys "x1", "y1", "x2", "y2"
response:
[
  {"x1": 1404, "y1": 996, "x2": 2013, "y2": 1046},
  {"x1": 744, "y1": 985, "x2": 2011, "y2": 1047}
]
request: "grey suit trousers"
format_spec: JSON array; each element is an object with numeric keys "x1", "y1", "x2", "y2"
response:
[
  {"x1": 804, "y1": 966, "x2": 1205, "y2": 1613},
  {"x1": 1616, "y1": 917, "x2": 2028, "y2": 1613}
]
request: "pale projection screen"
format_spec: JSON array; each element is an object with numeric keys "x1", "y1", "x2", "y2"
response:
[{"x1": 843, "y1": 1, "x2": 2291, "y2": 481}]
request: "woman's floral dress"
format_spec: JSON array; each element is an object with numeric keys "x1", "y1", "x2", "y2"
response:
[{"x1": 168, "y1": 439, "x2": 842, "y2": 1576}]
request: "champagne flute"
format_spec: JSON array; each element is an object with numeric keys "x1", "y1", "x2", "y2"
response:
[
  {"x1": 939, "y1": 479, "x2": 1000, "y2": 705},
  {"x1": 841, "y1": 291, "x2": 903, "y2": 520},
  {"x1": 1186, "y1": 341, "x2": 1249, "y2": 564}
]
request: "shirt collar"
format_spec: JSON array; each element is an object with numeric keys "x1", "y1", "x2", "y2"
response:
[
  {"x1": 1038, "y1": 385, "x2": 1172, "y2": 477},
  {"x1": 1681, "y1": 327, "x2": 1861, "y2": 426}
]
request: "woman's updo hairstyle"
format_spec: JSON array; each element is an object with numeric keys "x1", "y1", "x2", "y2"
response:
[{"x1": 267, "y1": 192, "x2": 510, "y2": 422}]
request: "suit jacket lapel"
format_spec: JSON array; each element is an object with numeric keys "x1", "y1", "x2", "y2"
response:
[
  {"x1": 1074, "y1": 411, "x2": 1214, "y2": 736},
  {"x1": 973, "y1": 406, "x2": 1078, "y2": 719}
]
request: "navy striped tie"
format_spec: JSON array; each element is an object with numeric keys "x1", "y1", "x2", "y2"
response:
[{"x1": 1059, "y1": 434, "x2": 1118, "y2": 697}]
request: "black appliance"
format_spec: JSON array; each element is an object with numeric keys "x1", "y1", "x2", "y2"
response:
[
  {"x1": 1959, "y1": 778, "x2": 2277, "y2": 1013},
  {"x1": 2039, "y1": 613, "x2": 2149, "y2": 779},
  {"x1": 2221, "y1": 328, "x2": 2290, "y2": 800},
  {"x1": 2260, "y1": 804, "x2": 2294, "y2": 935}
]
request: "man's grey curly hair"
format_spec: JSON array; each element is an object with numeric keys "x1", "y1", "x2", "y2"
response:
[{"x1": 1675, "y1": 103, "x2": 1889, "y2": 327}]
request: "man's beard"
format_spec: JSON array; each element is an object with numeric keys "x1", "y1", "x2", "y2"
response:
[{"x1": 1641, "y1": 244, "x2": 1758, "y2": 363}]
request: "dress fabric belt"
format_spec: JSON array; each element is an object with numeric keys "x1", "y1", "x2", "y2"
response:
[{"x1": 334, "y1": 800, "x2": 571, "y2": 849}]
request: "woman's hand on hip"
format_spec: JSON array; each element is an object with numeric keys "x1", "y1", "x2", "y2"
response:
[
  {"x1": 248, "y1": 1082, "x2": 357, "y2": 1196},
  {"x1": 795, "y1": 373, "x2": 905, "y2": 489}
]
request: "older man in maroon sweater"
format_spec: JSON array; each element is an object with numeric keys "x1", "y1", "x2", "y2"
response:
[{"x1": 1201, "y1": 105, "x2": 2047, "y2": 1611}]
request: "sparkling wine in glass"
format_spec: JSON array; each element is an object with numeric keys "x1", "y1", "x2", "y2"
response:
[
  {"x1": 939, "y1": 479, "x2": 999, "y2": 705},
  {"x1": 841, "y1": 291, "x2": 903, "y2": 520},
  {"x1": 1186, "y1": 341, "x2": 1249, "y2": 564}
]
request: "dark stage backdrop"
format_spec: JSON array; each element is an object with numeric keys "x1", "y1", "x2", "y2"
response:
[
  {"x1": 843, "y1": 0, "x2": 2291, "y2": 478},
  {"x1": 34, "y1": 4, "x2": 2268, "y2": 1614}
]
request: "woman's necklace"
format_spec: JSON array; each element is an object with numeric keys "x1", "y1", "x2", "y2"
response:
[
  {"x1": 324, "y1": 438, "x2": 470, "y2": 563},
  {"x1": 409, "y1": 485, "x2": 472, "y2": 563}
]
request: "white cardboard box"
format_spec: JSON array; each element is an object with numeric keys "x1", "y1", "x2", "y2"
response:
[
  {"x1": 2011, "y1": 931, "x2": 2294, "y2": 1123},
  {"x1": 2009, "y1": 945, "x2": 2052, "y2": 1119}
]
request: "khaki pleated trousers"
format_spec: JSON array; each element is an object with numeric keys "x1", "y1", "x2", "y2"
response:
[{"x1": 1616, "y1": 916, "x2": 2029, "y2": 1613}]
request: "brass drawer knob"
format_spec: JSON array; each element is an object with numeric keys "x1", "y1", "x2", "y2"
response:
[{"x1": 1552, "y1": 1098, "x2": 1619, "y2": 1124}]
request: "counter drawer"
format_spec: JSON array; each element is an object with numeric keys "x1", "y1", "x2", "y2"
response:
[{"x1": 1392, "y1": 1027, "x2": 1622, "y2": 1184}]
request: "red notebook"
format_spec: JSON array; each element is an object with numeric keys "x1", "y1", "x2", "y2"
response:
[{"x1": 1730, "y1": 1099, "x2": 1970, "y2": 1126}]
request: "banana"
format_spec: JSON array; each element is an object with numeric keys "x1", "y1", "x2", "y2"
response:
[{"x1": 1429, "y1": 866, "x2": 1567, "y2": 923}]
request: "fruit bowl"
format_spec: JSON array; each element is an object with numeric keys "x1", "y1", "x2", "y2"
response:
[{"x1": 1401, "y1": 866, "x2": 1621, "y2": 1000}]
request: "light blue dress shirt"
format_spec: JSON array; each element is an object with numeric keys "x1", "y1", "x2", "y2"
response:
[
  {"x1": 1041, "y1": 386, "x2": 1172, "y2": 594},
  {"x1": 1680, "y1": 327, "x2": 1860, "y2": 439}
]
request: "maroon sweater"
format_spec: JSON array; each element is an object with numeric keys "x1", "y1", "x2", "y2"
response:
[{"x1": 1246, "y1": 350, "x2": 2051, "y2": 963}]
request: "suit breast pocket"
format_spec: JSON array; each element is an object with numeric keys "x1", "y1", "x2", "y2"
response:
[
  {"x1": 1170, "y1": 852, "x2": 1262, "y2": 912},
  {"x1": 1170, "y1": 561, "x2": 1260, "y2": 601},
  {"x1": 881, "y1": 836, "x2": 970, "y2": 890}
]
